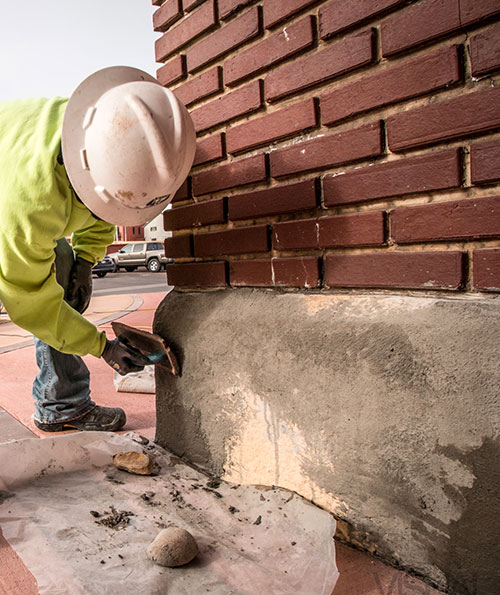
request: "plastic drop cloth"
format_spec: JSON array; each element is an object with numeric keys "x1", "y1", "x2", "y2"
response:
[
  {"x1": 113, "y1": 368, "x2": 155, "y2": 393},
  {"x1": 0, "y1": 432, "x2": 338, "y2": 595}
]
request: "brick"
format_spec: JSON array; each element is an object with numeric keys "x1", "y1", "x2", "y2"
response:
[
  {"x1": 225, "y1": 16, "x2": 315, "y2": 86},
  {"x1": 471, "y1": 139, "x2": 500, "y2": 185},
  {"x1": 272, "y1": 218, "x2": 318, "y2": 251},
  {"x1": 190, "y1": 80, "x2": 261, "y2": 132},
  {"x1": 319, "y1": 211, "x2": 385, "y2": 248},
  {"x1": 229, "y1": 179, "x2": 317, "y2": 220},
  {"x1": 184, "y1": 0, "x2": 205, "y2": 11},
  {"x1": 173, "y1": 66, "x2": 221, "y2": 107},
  {"x1": 381, "y1": 0, "x2": 461, "y2": 57},
  {"x1": 193, "y1": 133, "x2": 225, "y2": 166},
  {"x1": 470, "y1": 23, "x2": 500, "y2": 76},
  {"x1": 172, "y1": 179, "x2": 190, "y2": 203},
  {"x1": 164, "y1": 235, "x2": 192, "y2": 258},
  {"x1": 273, "y1": 257, "x2": 320, "y2": 287},
  {"x1": 152, "y1": 0, "x2": 163, "y2": 6},
  {"x1": 460, "y1": 0, "x2": 500, "y2": 25},
  {"x1": 163, "y1": 197, "x2": 225, "y2": 230},
  {"x1": 220, "y1": 0, "x2": 253, "y2": 20},
  {"x1": 156, "y1": 55, "x2": 186, "y2": 86},
  {"x1": 264, "y1": 0, "x2": 318, "y2": 29},
  {"x1": 391, "y1": 196, "x2": 500, "y2": 243},
  {"x1": 321, "y1": 45, "x2": 461, "y2": 126},
  {"x1": 324, "y1": 149, "x2": 461, "y2": 206},
  {"x1": 153, "y1": 0, "x2": 182, "y2": 32},
  {"x1": 473, "y1": 249, "x2": 500, "y2": 291},
  {"x1": 319, "y1": 0, "x2": 405, "y2": 38},
  {"x1": 166, "y1": 261, "x2": 227, "y2": 286},
  {"x1": 155, "y1": 1, "x2": 215, "y2": 62},
  {"x1": 226, "y1": 98, "x2": 317, "y2": 154},
  {"x1": 376, "y1": 0, "x2": 500, "y2": 51},
  {"x1": 387, "y1": 87, "x2": 500, "y2": 151},
  {"x1": 270, "y1": 122, "x2": 382, "y2": 178},
  {"x1": 325, "y1": 251, "x2": 465, "y2": 290},
  {"x1": 272, "y1": 211, "x2": 385, "y2": 250},
  {"x1": 192, "y1": 154, "x2": 267, "y2": 195},
  {"x1": 186, "y1": 7, "x2": 260, "y2": 73},
  {"x1": 230, "y1": 257, "x2": 319, "y2": 287},
  {"x1": 230, "y1": 259, "x2": 273, "y2": 285},
  {"x1": 194, "y1": 224, "x2": 269, "y2": 256},
  {"x1": 266, "y1": 30, "x2": 374, "y2": 102}
]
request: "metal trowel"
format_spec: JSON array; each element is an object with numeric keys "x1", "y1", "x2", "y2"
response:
[{"x1": 111, "y1": 321, "x2": 180, "y2": 376}]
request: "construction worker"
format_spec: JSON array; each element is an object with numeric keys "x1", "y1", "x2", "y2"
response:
[{"x1": 0, "y1": 66, "x2": 195, "y2": 432}]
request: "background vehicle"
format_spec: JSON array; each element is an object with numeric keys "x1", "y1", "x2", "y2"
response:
[
  {"x1": 107, "y1": 242, "x2": 169, "y2": 272},
  {"x1": 92, "y1": 256, "x2": 115, "y2": 277}
]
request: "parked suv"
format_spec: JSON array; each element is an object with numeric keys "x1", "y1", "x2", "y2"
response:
[{"x1": 108, "y1": 242, "x2": 168, "y2": 272}]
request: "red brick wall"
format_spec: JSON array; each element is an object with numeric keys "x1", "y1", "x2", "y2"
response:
[
  {"x1": 116, "y1": 226, "x2": 145, "y2": 242},
  {"x1": 154, "y1": 0, "x2": 500, "y2": 292}
]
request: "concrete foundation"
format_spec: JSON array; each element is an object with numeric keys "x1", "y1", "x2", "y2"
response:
[{"x1": 153, "y1": 289, "x2": 500, "y2": 594}]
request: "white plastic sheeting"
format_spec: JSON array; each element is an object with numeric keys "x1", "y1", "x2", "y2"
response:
[
  {"x1": 0, "y1": 432, "x2": 338, "y2": 595},
  {"x1": 113, "y1": 368, "x2": 155, "y2": 393}
]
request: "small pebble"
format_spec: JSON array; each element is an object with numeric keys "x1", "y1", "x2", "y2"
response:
[
  {"x1": 147, "y1": 527, "x2": 198, "y2": 567},
  {"x1": 113, "y1": 451, "x2": 154, "y2": 475}
]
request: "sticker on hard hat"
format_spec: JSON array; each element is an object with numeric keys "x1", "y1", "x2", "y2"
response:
[{"x1": 144, "y1": 194, "x2": 170, "y2": 208}]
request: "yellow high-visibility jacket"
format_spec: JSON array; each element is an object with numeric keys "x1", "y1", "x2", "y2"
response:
[{"x1": 0, "y1": 97, "x2": 116, "y2": 357}]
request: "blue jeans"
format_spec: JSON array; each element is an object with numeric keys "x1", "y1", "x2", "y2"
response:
[{"x1": 32, "y1": 239, "x2": 95, "y2": 424}]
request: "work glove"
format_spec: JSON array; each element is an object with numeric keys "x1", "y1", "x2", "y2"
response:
[
  {"x1": 102, "y1": 338, "x2": 151, "y2": 376},
  {"x1": 67, "y1": 256, "x2": 93, "y2": 314}
]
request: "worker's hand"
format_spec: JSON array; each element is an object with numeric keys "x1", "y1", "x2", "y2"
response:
[
  {"x1": 102, "y1": 338, "x2": 150, "y2": 376},
  {"x1": 67, "y1": 256, "x2": 93, "y2": 313}
]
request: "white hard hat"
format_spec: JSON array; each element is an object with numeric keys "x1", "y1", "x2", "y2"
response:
[{"x1": 62, "y1": 66, "x2": 196, "y2": 226}]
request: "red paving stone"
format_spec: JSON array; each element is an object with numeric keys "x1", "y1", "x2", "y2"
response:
[
  {"x1": 0, "y1": 293, "x2": 164, "y2": 440},
  {"x1": 333, "y1": 542, "x2": 442, "y2": 594},
  {"x1": 0, "y1": 529, "x2": 38, "y2": 595}
]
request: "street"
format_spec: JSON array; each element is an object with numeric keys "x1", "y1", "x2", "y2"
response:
[{"x1": 92, "y1": 269, "x2": 172, "y2": 296}]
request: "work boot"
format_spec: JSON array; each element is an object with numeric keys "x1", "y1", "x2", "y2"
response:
[{"x1": 34, "y1": 405, "x2": 126, "y2": 432}]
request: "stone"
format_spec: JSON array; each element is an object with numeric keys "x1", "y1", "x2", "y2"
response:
[
  {"x1": 147, "y1": 527, "x2": 199, "y2": 567},
  {"x1": 113, "y1": 451, "x2": 154, "y2": 475}
]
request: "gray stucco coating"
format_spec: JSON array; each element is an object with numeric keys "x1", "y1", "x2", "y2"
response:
[{"x1": 154, "y1": 289, "x2": 500, "y2": 594}]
